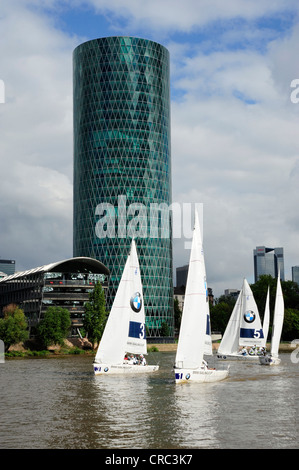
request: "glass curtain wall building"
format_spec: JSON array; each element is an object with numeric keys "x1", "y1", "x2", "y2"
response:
[
  {"x1": 73, "y1": 37, "x2": 173, "y2": 338},
  {"x1": 292, "y1": 266, "x2": 299, "y2": 285},
  {"x1": 253, "y1": 246, "x2": 285, "y2": 282}
]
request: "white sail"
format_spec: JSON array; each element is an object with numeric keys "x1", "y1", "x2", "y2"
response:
[
  {"x1": 175, "y1": 211, "x2": 207, "y2": 369},
  {"x1": 94, "y1": 239, "x2": 146, "y2": 365},
  {"x1": 270, "y1": 274, "x2": 284, "y2": 357},
  {"x1": 239, "y1": 278, "x2": 264, "y2": 347},
  {"x1": 125, "y1": 240, "x2": 147, "y2": 356},
  {"x1": 204, "y1": 305, "x2": 213, "y2": 356},
  {"x1": 94, "y1": 244, "x2": 132, "y2": 365},
  {"x1": 218, "y1": 289, "x2": 242, "y2": 355},
  {"x1": 261, "y1": 286, "x2": 270, "y2": 347}
]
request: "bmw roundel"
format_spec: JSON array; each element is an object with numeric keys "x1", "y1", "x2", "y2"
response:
[
  {"x1": 130, "y1": 292, "x2": 142, "y2": 312},
  {"x1": 244, "y1": 310, "x2": 255, "y2": 323}
]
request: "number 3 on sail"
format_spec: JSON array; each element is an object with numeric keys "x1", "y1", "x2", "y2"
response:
[{"x1": 139, "y1": 323, "x2": 145, "y2": 339}]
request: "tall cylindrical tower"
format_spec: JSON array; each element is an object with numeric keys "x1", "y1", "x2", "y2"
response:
[{"x1": 73, "y1": 36, "x2": 173, "y2": 337}]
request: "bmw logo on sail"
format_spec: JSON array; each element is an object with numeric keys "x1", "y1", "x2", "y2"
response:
[
  {"x1": 130, "y1": 292, "x2": 142, "y2": 312},
  {"x1": 244, "y1": 310, "x2": 255, "y2": 323}
]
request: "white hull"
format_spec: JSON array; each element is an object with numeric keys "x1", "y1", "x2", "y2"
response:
[
  {"x1": 94, "y1": 362, "x2": 159, "y2": 375},
  {"x1": 259, "y1": 355, "x2": 281, "y2": 366},
  {"x1": 174, "y1": 367, "x2": 229, "y2": 384},
  {"x1": 217, "y1": 353, "x2": 261, "y2": 362}
]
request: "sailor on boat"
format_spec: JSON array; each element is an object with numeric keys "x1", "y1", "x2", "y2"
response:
[
  {"x1": 140, "y1": 354, "x2": 146, "y2": 366},
  {"x1": 259, "y1": 346, "x2": 266, "y2": 356},
  {"x1": 249, "y1": 345, "x2": 257, "y2": 355}
]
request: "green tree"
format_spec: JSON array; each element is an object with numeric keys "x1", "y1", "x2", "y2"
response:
[
  {"x1": 37, "y1": 306, "x2": 71, "y2": 348},
  {"x1": 283, "y1": 308, "x2": 299, "y2": 341},
  {"x1": 83, "y1": 282, "x2": 108, "y2": 348},
  {"x1": 210, "y1": 301, "x2": 233, "y2": 333},
  {"x1": 160, "y1": 320, "x2": 170, "y2": 337},
  {"x1": 280, "y1": 280, "x2": 299, "y2": 310},
  {"x1": 0, "y1": 304, "x2": 29, "y2": 352},
  {"x1": 174, "y1": 297, "x2": 182, "y2": 331},
  {"x1": 250, "y1": 275, "x2": 277, "y2": 319}
]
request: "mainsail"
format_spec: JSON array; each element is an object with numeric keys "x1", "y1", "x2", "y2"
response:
[
  {"x1": 126, "y1": 240, "x2": 147, "y2": 355},
  {"x1": 261, "y1": 286, "x2": 270, "y2": 347},
  {"x1": 175, "y1": 211, "x2": 207, "y2": 369},
  {"x1": 270, "y1": 274, "x2": 284, "y2": 357},
  {"x1": 218, "y1": 278, "x2": 264, "y2": 354},
  {"x1": 94, "y1": 239, "x2": 146, "y2": 365},
  {"x1": 218, "y1": 289, "x2": 242, "y2": 355},
  {"x1": 239, "y1": 279, "x2": 264, "y2": 347}
]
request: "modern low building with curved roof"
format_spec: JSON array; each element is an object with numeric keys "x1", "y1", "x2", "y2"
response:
[{"x1": 0, "y1": 257, "x2": 109, "y2": 336}]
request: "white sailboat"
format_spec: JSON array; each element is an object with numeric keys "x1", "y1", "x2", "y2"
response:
[
  {"x1": 174, "y1": 211, "x2": 229, "y2": 384},
  {"x1": 93, "y1": 239, "x2": 159, "y2": 375},
  {"x1": 217, "y1": 278, "x2": 265, "y2": 361},
  {"x1": 260, "y1": 273, "x2": 284, "y2": 366}
]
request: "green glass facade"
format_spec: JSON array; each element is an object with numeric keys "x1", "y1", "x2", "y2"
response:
[{"x1": 73, "y1": 36, "x2": 173, "y2": 337}]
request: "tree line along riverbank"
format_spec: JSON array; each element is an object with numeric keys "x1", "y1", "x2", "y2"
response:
[{"x1": 4, "y1": 337, "x2": 297, "y2": 358}]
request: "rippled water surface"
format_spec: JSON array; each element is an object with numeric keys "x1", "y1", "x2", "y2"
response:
[{"x1": 0, "y1": 352, "x2": 298, "y2": 449}]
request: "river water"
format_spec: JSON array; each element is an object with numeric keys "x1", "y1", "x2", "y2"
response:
[{"x1": 0, "y1": 351, "x2": 298, "y2": 450}]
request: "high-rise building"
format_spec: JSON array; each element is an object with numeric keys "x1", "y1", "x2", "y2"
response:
[
  {"x1": 253, "y1": 246, "x2": 284, "y2": 282},
  {"x1": 292, "y1": 266, "x2": 299, "y2": 285},
  {"x1": 176, "y1": 265, "x2": 188, "y2": 288},
  {"x1": 73, "y1": 36, "x2": 173, "y2": 338}
]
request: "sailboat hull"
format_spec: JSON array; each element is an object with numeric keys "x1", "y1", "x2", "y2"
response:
[
  {"x1": 93, "y1": 363, "x2": 159, "y2": 375},
  {"x1": 217, "y1": 353, "x2": 261, "y2": 362},
  {"x1": 259, "y1": 355, "x2": 281, "y2": 366},
  {"x1": 174, "y1": 367, "x2": 229, "y2": 384}
]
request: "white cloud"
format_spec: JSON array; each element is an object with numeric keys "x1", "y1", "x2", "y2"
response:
[
  {"x1": 86, "y1": 0, "x2": 299, "y2": 32},
  {"x1": 168, "y1": 23, "x2": 299, "y2": 294},
  {"x1": 0, "y1": 1, "x2": 77, "y2": 270}
]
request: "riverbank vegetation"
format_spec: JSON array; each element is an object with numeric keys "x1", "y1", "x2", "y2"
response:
[
  {"x1": 4, "y1": 345, "x2": 93, "y2": 358},
  {"x1": 0, "y1": 304, "x2": 28, "y2": 352}
]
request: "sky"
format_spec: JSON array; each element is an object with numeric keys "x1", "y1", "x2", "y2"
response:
[{"x1": 1, "y1": 0, "x2": 299, "y2": 297}]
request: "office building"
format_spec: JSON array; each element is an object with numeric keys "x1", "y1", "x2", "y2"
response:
[
  {"x1": 73, "y1": 37, "x2": 173, "y2": 337},
  {"x1": 176, "y1": 265, "x2": 188, "y2": 288},
  {"x1": 224, "y1": 289, "x2": 240, "y2": 300},
  {"x1": 0, "y1": 257, "x2": 109, "y2": 335},
  {"x1": 0, "y1": 259, "x2": 15, "y2": 277},
  {"x1": 292, "y1": 266, "x2": 299, "y2": 285},
  {"x1": 253, "y1": 246, "x2": 284, "y2": 282}
]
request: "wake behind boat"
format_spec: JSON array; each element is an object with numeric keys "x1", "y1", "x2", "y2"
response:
[
  {"x1": 93, "y1": 239, "x2": 159, "y2": 375},
  {"x1": 174, "y1": 211, "x2": 229, "y2": 384},
  {"x1": 217, "y1": 278, "x2": 265, "y2": 362},
  {"x1": 260, "y1": 272, "x2": 284, "y2": 366}
]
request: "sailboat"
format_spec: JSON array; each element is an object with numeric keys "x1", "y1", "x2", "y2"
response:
[
  {"x1": 174, "y1": 211, "x2": 229, "y2": 384},
  {"x1": 259, "y1": 273, "x2": 284, "y2": 366},
  {"x1": 217, "y1": 278, "x2": 264, "y2": 361},
  {"x1": 93, "y1": 239, "x2": 159, "y2": 375}
]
